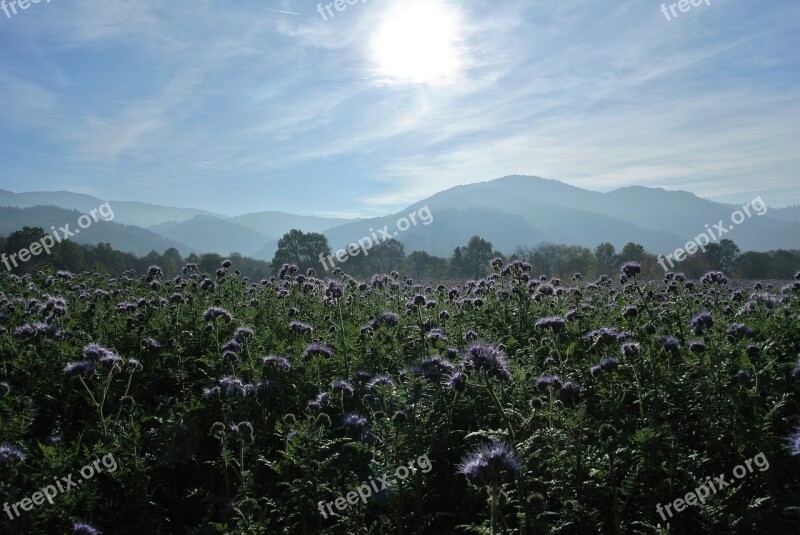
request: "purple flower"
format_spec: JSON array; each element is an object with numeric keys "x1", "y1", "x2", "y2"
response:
[
  {"x1": 691, "y1": 311, "x2": 715, "y2": 335},
  {"x1": 446, "y1": 371, "x2": 467, "y2": 392},
  {"x1": 302, "y1": 342, "x2": 334, "y2": 361},
  {"x1": 73, "y1": 523, "x2": 100, "y2": 535},
  {"x1": 620, "y1": 262, "x2": 641, "y2": 278},
  {"x1": 688, "y1": 340, "x2": 706, "y2": 353},
  {"x1": 662, "y1": 336, "x2": 680, "y2": 353},
  {"x1": 457, "y1": 441, "x2": 520, "y2": 487},
  {"x1": 263, "y1": 355, "x2": 292, "y2": 372},
  {"x1": 373, "y1": 311, "x2": 400, "y2": 327},
  {"x1": 65, "y1": 360, "x2": 96, "y2": 377},
  {"x1": 461, "y1": 343, "x2": 511, "y2": 381},
  {"x1": 331, "y1": 380, "x2": 354, "y2": 395},
  {"x1": 289, "y1": 321, "x2": 313, "y2": 334},
  {"x1": 536, "y1": 374, "x2": 562, "y2": 391},
  {"x1": 367, "y1": 375, "x2": 396, "y2": 389},
  {"x1": 535, "y1": 316, "x2": 566, "y2": 333},
  {"x1": 590, "y1": 358, "x2": 619, "y2": 376},
  {"x1": 786, "y1": 427, "x2": 800, "y2": 456},
  {"x1": 559, "y1": 381, "x2": 582, "y2": 401},
  {"x1": 204, "y1": 307, "x2": 232, "y2": 323},
  {"x1": 621, "y1": 343, "x2": 640, "y2": 358},
  {"x1": 417, "y1": 355, "x2": 455, "y2": 382},
  {"x1": 0, "y1": 445, "x2": 26, "y2": 464}
]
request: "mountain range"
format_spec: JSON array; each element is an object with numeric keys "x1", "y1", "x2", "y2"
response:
[{"x1": 1, "y1": 177, "x2": 798, "y2": 261}]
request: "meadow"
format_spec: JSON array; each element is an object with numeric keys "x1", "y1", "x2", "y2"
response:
[{"x1": 1, "y1": 261, "x2": 799, "y2": 534}]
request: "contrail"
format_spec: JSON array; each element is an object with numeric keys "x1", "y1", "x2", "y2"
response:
[{"x1": 264, "y1": 8, "x2": 299, "y2": 15}]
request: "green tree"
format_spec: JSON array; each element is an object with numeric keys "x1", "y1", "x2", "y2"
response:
[
  {"x1": 704, "y1": 239, "x2": 740, "y2": 274},
  {"x1": 594, "y1": 242, "x2": 617, "y2": 276},
  {"x1": 272, "y1": 229, "x2": 331, "y2": 274}
]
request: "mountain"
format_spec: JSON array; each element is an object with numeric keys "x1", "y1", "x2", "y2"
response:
[
  {"x1": 2, "y1": 177, "x2": 798, "y2": 259},
  {"x1": 231, "y1": 212, "x2": 354, "y2": 237},
  {"x1": 328, "y1": 175, "x2": 798, "y2": 255},
  {"x1": 0, "y1": 188, "x2": 220, "y2": 228},
  {"x1": 149, "y1": 215, "x2": 272, "y2": 258},
  {"x1": 0, "y1": 206, "x2": 194, "y2": 256}
]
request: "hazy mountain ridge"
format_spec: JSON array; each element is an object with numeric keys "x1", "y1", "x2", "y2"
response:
[
  {"x1": 0, "y1": 205, "x2": 195, "y2": 257},
  {"x1": 2, "y1": 177, "x2": 798, "y2": 259}
]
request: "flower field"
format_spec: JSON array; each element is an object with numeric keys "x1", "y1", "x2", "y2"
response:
[{"x1": 1, "y1": 261, "x2": 800, "y2": 534}]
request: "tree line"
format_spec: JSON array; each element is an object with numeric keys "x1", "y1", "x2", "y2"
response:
[{"x1": 1, "y1": 226, "x2": 797, "y2": 281}]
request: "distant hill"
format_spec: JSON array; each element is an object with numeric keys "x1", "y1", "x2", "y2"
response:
[
  {"x1": 231, "y1": 212, "x2": 354, "y2": 237},
  {"x1": 2, "y1": 177, "x2": 798, "y2": 258},
  {"x1": 150, "y1": 215, "x2": 272, "y2": 257},
  {"x1": 0, "y1": 205, "x2": 194, "y2": 256}
]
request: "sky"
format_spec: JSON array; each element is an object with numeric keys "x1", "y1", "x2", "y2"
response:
[{"x1": 0, "y1": 0, "x2": 798, "y2": 218}]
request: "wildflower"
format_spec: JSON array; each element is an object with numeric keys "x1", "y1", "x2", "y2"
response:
[
  {"x1": 590, "y1": 358, "x2": 619, "y2": 376},
  {"x1": 234, "y1": 327, "x2": 255, "y2": 341},
  {"x1": 691, "y1": 311, "x2": 714, "y2": 335},
  {"x1": 417, "y1": 355, "x2": 455, "y2": 382},
  {"x1": 746, "y1": 344, "x2": 761, "y2": 357},
  {"x1": 559, "y1": 381, "x2": 582, "y2": 401},
  {"x1": 732, "y1": 369, "x2": 751, "y2": 384},
  {"x1": 701, "y1": 271, "x2": 728, "y2": 285},
  {"x1": 72, "y1": 523, "x2": 100, "y2": 535},
  {"x1": 621, "y1": 262, "x2": 641, "y2": 278},
  {"x1": 147, "y1": 265, "x2": 163, "y2": 278},
  {"x1": 662, "y1": 336, "x2": 680, "y2": 353},
  {"x1": 621, "y1": 305, "x2": 638, "y2": 319},
  {"x1": 289, "y1": 321, "x2": 313, "y2": 334},
  {"x1": 342, "y1": 413, "x2": 370, "y2": 441},
  {"x1": 786, "y1": 427, "x2": 800, "y2": 456},
  {"x1": 302, "y1": 342, "x2": 333, "y2": 361},
  {"x1": 621, "y1": 343, "x2": 640, "y2": 358},
  {"x1": 583, "y1": 327, "x2": 620, "y2": 347},
  {"x1": 367, "y1": 375, "x2": 396, "y2": 389},
  {"x1": 221, "y1": 339, "x2": 242, "y2": 353},
  {"x1": 64, "y1": 360, "x2": 96, "y2": 377},
  {"x1": 143, "y1": 338, "x2": 161, "y2": 352},
  {"x1": 461, "y1": 343, "x2": 511, "y2": 381},
  {"x1": 204, "y1": 307, "x2": 232, "y2": 323},
  {"x1": 263, "y1": 355, "x2": 292, "y2": 372},
  {"x1": 331, "y1": 380, "x2": 354, "y2": 395},
  {"x1": 536, "y1": 374, "x2": 562, "y2": 391},
  {"x1": 689, "y1": 340, "x2": 706, "y2": 353},
  {"x1": 427, "y1": 328, "x2": 447, "y2": 342},
  {"x1": 307, "y1": 392, "x2": 330, "y2": 410},
  {"x1": 325, "y1": 280, "x2": 344, "y2": 300},
  {"x1": 457, "y1": 441, "x2": 520, "y2": 487},
  {"x1": 446, "y1": 372, "x2": 468, "y2": 392},
  {"x1": 0, "y1": 445, "x2": 26, "y2": 464},
  {"x1": 535, "y1": 316, "x2": 566, "y2": 333},
  {"x1": 0, "y1": 381, "x2": 9, "y2": 396}
]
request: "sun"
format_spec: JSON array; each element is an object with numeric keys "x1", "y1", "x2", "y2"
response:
[{"x1": 369, "y1": 1, "x2": 464, "y2": 85}]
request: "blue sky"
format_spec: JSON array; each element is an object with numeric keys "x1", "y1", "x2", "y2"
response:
[{"x1": 0, "y1": 0, "x2": 798, "y2": 217}]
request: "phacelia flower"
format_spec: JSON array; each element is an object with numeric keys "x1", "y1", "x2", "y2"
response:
[
  {"x1": 457, "y1": 441, "x2": 520, "y2": 487},
  {"x1": 460, "y1": 343, "x2": 511, "y2": 381}
]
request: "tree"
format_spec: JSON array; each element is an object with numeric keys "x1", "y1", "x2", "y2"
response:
[
  {"x1": 620, "y1": 242, "x2": 646, "y2": 263},
  {"x1": 272, "y1": 229, "x2": 331, "y2": 274},
  {"x1": 368, "y1": 239, "x2": 406, "y2": 274},
  {"x1": 705, "y1": 239, "x2": 740, "y2": 274},
  {"x1": 734, "y1": 251, "x2": 772, "y2": 279},
  {"x1": 460, "y1": 236, "x2": 494, "y2": 278},
  {"x1": 405, "y1": 250, "x2": 448, "y2": 281},
  {"x1": 594, "y1": 243, "x2": 617, "y2": 276}
]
